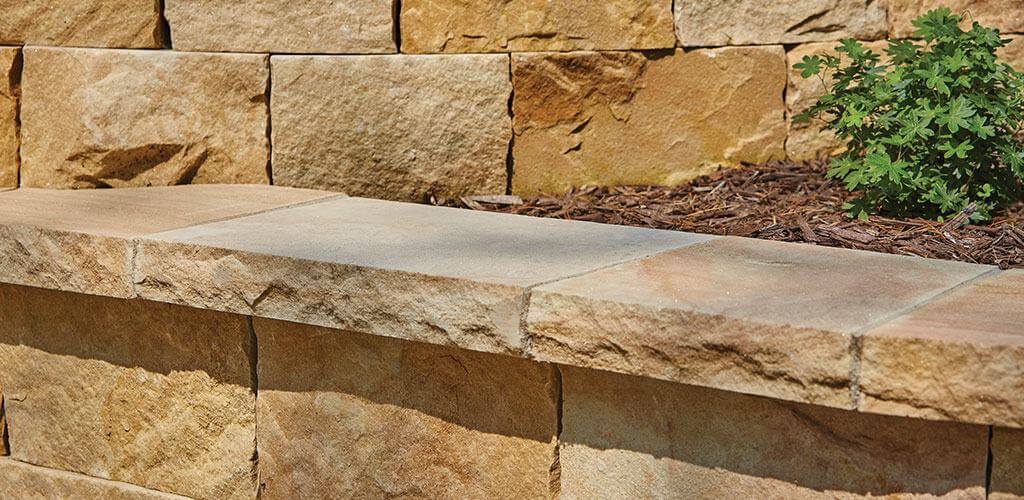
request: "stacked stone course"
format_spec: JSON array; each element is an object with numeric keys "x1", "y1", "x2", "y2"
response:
[{"x1": 0, "y1": 1, "x2": 1020, "y2": 197}]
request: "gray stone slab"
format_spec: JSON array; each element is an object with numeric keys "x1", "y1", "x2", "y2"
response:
[{"x1": 136, "y1": 197, "x2": 711, "y2": 355}]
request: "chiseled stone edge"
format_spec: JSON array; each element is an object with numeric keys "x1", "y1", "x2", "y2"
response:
[{"x1": 0, "y1": 458, "x2": 187, "y2": 499}]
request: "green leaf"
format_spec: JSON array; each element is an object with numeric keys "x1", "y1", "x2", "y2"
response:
[
  {"x1": 936, "y1": 96, "x2": 976, "y2": 133},
  {"x1": 794, "y1": 55, "x2": 823, "y2": 78}
]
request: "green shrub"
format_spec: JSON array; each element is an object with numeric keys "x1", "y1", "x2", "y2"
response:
[{"x1": 794, "y1": 8, "x2": 1024, "y2": 221}]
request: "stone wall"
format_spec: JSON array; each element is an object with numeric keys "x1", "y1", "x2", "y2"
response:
[{"x1": 0, "y1": 1, "x2": 1021, "y2": 198}]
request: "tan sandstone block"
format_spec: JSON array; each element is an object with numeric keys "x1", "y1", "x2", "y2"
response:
[
  {"x1": 0, "y1": 47, "x2": 16, "y2": 188},
  {"x1": 136, "y1": 196, "x2": 707, "y2": 356},
  {"x1": 860, "y1": 270, "x2": 1024, "y2": 428},
  {"x1": 256, "y1": 318, "x2": 558, "y2": 498},
  {"x1": 1000, "y1": 35, "x2": 1024, "y2": 70},
  {"x1": 560, "y1": 366, "x2": 989, "y2": 498},
  {"x1": 675, "y1": 0, "x2": 887, "y2": 47},
  {"x1": 0, "y1": 0, "x2": 164, "y2": 48},
  {"x1": 0, "y1": 185, "x2": 332, "y2": 297},
  {"x1": 889, "y1": 0, "x2": 1024, "y2": 38},
  {"x1": 271, "y1": 54, "x2": 509, "y2": 201},
  {"x1": 529, "y1": 237, "x2": 989, "y2": 408},
  {"x1": 0, "y1": 458, "x2": 187, "y2": 499},
  {"x1": 20, "y1": 47, "x2": 269, "y2": 189},
  {"x1": 786, "y1": 41, "x2": 889, "y2": 161},
  {"x1": 511, "y1": 47, "x2": 787, "y2": 196},
  {"x1": 400, "y1": 0, "x2": 674, "y2": 53},
  {"x1": 165, "y1": 0, "x2": 395, "y2": 53},
  {"x1": 0, "y1": 285, "x2": 256, "y2": 499},
  {"x1": 992, "y1": 428, "x2": 1024, "y2": 499}
]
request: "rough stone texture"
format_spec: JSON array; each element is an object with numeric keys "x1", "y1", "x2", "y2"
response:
[
  {"x1": 529, "y1": 237, "x2": 990, "y2": 408},
  {"x1": 271, "y1": 54, "x2": 510, "y2": 202},
  {"x1": 165, "y1": 0, "x2": 395, "y2": 53},
  {"x1": 511, "y1": 47, "x2": 787, "y2": 196},
  {"x1": 0, "y1": 285, "x2": 256, "y2": 499},
  {"x1": 991, "y1": 428, "x2": 1024, "y2": 500},
  {"x1": 889, "y1": 0, "x2": 1024, "y2": 38},
  {"x1": 0, "y1": 186, "x2": 332, "y2": 297},
  {"x1": 20, "y1": 47, "x2": 269, "y2": 189},
  {"x1": 560, "y1": 366, "x2": 989, "y2": 498},
  {"x1": 135, "y1": 196, "x2": 708, "y2": 356},
  {"x1": 1001, "y1": 35, "x2": 1024, "y2": 70},
  {"x1": 0, "y1": 0, "x2": 164, "y2": 48},
  {"x1": 256, "y1": 318, "x2": 558, "y2": 498},
  {"x1": 860, "y1": 270, "x2": 1024, "y2": 428},
  {"x1": 675, "y1": 0, "x2": 887, "y2": 47},
  {"x1": 401, "y1": 0, "x2": 674, "y2": 53},
  {"x1": 0, "y1": 47, "x2": 17, "y2": 188},
  {"x1": 0, "y1": 458, "x2": 187, "y2": 499},
  {"x1": 786, "y1": 41, "x2": 889, "y2": 161}
]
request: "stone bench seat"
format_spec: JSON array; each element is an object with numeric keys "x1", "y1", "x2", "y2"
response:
[{"x1": 0, "y1": 184, "x2": 1022, "y2": 498}]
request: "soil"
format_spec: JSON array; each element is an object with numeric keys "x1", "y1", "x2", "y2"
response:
[{"x1": 457, "y1": 161, "x2": 1024, "y2": 269}]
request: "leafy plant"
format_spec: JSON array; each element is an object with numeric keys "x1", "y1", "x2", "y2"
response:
[{"x1": 794, "y1": 8, "x2": 1024, "y2": 221}]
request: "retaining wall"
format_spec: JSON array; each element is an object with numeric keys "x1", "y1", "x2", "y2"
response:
[{"x1": 0, "y1": 1, "x2": 1022, "y2": 199}]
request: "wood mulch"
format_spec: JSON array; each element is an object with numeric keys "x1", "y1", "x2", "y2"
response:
[{"x1": 457, "y1": 161, "x2": 1024, "y2": 269}]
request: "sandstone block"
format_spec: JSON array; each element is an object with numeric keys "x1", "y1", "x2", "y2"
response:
[
  {"x1": 0, "y1": 47, "x2": 17, "y2": 188},
  {"x1": 560, "y1": 366, "x2": 989, "y2": 498},
  {"x1": 529, "y1": 237, "x2": 989, "y2": 408},
  {"x1": 20, "y1": 48, "x2": 269, "y2": 189},
  {"x1": 135, "y1": 196, "x2": 707, "y2": 356},
  {"x1": 0, "y1": 0, "x2": 164, "y2": 48},
  {"x1": 256, "y1": 318, "x2": 558, "y2": 498},
  {"x1": 889, "y1": 0, "x2": 1024, "y2": 38},
  {"x1": 1001, "y1": 35, "x2": 1024, "y2": 69},
  {"x1": 271, "y1": 54, "x2": 509, "y2": 201},
  {"x1": 786, "y1": 41, "x2": 889, "y2": 161},
  {"x1": 992, "y1": 428, "x2": 1024, "y2": 499},
  {"x1": 511, "y1": 47, "x2": 787, "y2": 196},
  {"x1": 0, "y1": 186, "x2": 332, "y2": 297},
  {"x1": 860, "y1": 270, "x2": 1024, "y2": 428},
  {"x1": 0, "y1": 285, "x2": 256, "y2": 499},
  {"x1": 675, "y1": 0, "x2": 887, "y2": 47},
  {"x1": 165, "y1": 0, "x2": 395, "y2": 53},
  {"x1": 0, "y1": 458, "x2": 187, "y2": 499},
  {"x1": 401, "y1": 0, "x2": 674, "y2": 53}
]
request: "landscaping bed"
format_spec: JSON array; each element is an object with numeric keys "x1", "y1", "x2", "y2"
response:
[{"x1": 460, "y1": 161, "x2": 1024, "y2": 269}]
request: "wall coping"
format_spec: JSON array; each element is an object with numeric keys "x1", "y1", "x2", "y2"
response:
[{"x1": 0, "y1": 185, "x2": 1020, "y2": 429}]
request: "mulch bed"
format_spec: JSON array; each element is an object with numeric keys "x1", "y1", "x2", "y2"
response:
[{"x1": 457, "y1": 161, "x2": 1024, "y2": 269}]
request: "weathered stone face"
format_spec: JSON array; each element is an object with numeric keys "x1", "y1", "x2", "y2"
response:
[
  {"x1": 255, "y1": 318, "x2": 558, "y2": 498},
  {"x1": 401, "y1": 0, "x2": 674, "y2": 53},
  {"x1": 560, "y1": 366, "x2": 989, "y2": 498},
  {"x1": 0, "y1": 285, "x2": 256, "y2": 499},
  {"x1": 991, "y1": 428, "x2": 1024, "y2": 500},
  {"x1": 889, "y1": 0, "x2": 1024, "y2": 38},
  {"x1": 0, "y1": 47, "x2": 16, "y2": 189},
  {"x1": 675, "y1": 0, "x2": 887, "y2": 47},
  {"x1": 20, "y1": 48, "x2": 269, "y2": 189},
  {"x1": 271, "y1": 54, "x2": 510, "y2": 202},
  {"x1": 0, "y1": 458, "x2": 187, "y2": 499},
  {"x1": 511, "y1": 47, "x2": 787, "y2": 196},
  {"x1": 0, "y1": 0, "x2": 164, "y2": 48},
  {"x1": 1000, "y1": 35, "x2": 1024, "y2": 70},
  {"x1": 165, "y1": 0, "x2": 395, "y2": 53}
]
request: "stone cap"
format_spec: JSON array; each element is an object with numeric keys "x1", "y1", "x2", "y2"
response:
[{"x1": 0, "y1": 186, "x2": 1019, "y2": 428}]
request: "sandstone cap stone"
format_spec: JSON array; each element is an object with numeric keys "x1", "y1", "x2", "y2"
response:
[
  {"x1": 0, "y1": 0, "x2": 165, "y2": 48},
  {"x1": 0, "y1": 185, "x2": 334, "y2": 297},
  {"x1": 165, "y1": 0, "x2": 395, "y2": 53},
  {"x1": 135, "y1": 196, "x2": 709, "y2": 355},
  {"x1": 529, "y1": 237, "x2": 990, "y2": 407},
  {"x1": 860, "y1": 270, "x2": 1024, "y2": 428},
  {"x1": 0, "y1": 458, "x2": 187, "y2": 499},
  {"x1": 511, "y1": 47, "x2": 787, "y2": 196},
  {"x1": 256, "y1": 318, "x2": 558, "y2": 498},
  {"x1": 889, "y1": 0, "x2": 1024, "y2": 38},
  {"x1": 400, "y1": 0, "x2": 675, "y2": 53},
  {"x1": 270, "y1": 54, "x2": 510, "y2": 202},
  {"x1": 20, "y1": 47, "x2": 270, "y2": 189},
  {"x1": 0, "y1": 46, "x2": 17, "y2": 189},
  {"x1": 559, "y1": 366, "x2": 989, "y2": 498},
  {"x1": 675, "y1": 0, "x2": 887, "y2": 47}
]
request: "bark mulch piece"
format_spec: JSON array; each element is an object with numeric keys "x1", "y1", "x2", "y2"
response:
[{"x1": 457, "y1": 162, "x2": 1024, "y2": 269}]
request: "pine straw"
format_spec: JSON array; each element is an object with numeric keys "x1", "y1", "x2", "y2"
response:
[{"x1": 460, "y1": 162, "x2": 1024, "y2": 269}]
